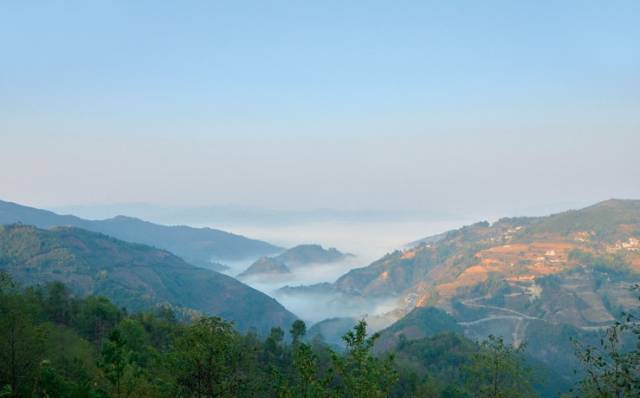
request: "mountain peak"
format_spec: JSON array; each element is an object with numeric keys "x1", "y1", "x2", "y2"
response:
[
  {"x1": 237, "y1": 257, "x2": 291, "y2": 278},
  {"x1": 276, "y1": 244, "x2": 351, "y2": 267}
]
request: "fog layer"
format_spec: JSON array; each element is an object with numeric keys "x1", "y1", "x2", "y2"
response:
[{"x1": 215, "y1": 218, "x2": 472, "y2": 325}]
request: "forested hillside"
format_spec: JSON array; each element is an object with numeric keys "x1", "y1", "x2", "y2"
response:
[
  {"x1": 0, "y1": 224, "x2": 295, "y2": 334},
  {"x1": 1, "y1": 276, "x2": 637, "y2": 397},
  {"x1": 0, "y1": 200, "x2": 282, "y2": 267}
]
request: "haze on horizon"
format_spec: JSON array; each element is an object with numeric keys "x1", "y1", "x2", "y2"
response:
[{"x1": 1, "y1": 1, "x2": 639, "y2": 220}]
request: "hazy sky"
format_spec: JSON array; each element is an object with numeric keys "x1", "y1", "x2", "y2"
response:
[{"x1": 2, "y1": 1, "x2": 639, "y2": 216}]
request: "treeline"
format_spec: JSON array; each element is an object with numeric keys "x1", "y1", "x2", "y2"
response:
[{"x1": 0, "y1": 272, "x2": 638, "y2": 397}]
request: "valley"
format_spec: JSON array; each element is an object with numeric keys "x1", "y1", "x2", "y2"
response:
[
  {"x1": 1, "y1": 198, "x2": 639, "y2": 394},
  {"x1": 4, "y1": 3, "x2": 639, "y2": 394},
  {"x1": 270, "y1": 199, "x2": 640, "y2": 382}
]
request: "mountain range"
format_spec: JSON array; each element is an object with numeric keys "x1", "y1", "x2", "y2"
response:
[
  {"x1": 0, "y1": 223, "x2": 296, "y2": 334},
  {"x1": 335, "y1": 199, "x2": 639, "y2": 310},
  {"x1": 0, "y1": 199, "x2": 282, "y2": 269},
  {"x1": 287, "y1": 199, "x2": 640, "y2": 383},
  {"x1": 2, "y1": 197, "x2": 639, "y2": 386}
]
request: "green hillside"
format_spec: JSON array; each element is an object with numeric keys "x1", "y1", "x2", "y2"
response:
[
  {"x1": 0, "y1": 224, "x2": 295, "y2": 334},
  {"x1": 0, "y1": 199, "x2": 283, "y2": 267}
]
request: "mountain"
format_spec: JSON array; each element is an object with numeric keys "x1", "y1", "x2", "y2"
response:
[
  {"x1": 336, "y1": 199, "x2": 640, "y2": 304},
  {"x1": 307, "y1": 317, "x2": 358, "y2": 348},
  {"x1": 306, "y1": 307, "x2": 461, "y2": 352},
  {"x1": 405, "y1": 231, "x2": 448, "y2": 249},
  {"x1": 389, "y1": 331, "x2": 572, "y2": 397},
  {"x1": 0, "y1": 224, "x2": 296, "y2": 334},
  {"x1": 54, "y1": 203, "x2": 459, "y2": 227},
  {"x1": 274, "y1": 244, "x2": 353, "y2": 267},
  {"x1": 0, "y1": 199, "x2": 282, "y2": 267},
  {"x1": 381, "y1": 307, "x2": 463, "y2": 346},
  {"x1": 277, "y1": 282, "x2": 335, "y2": 295},
  {"x1": 328, "y1": 199, "x2": 640, "y2": 382},
  {"x1": 237, "y1": 257, "x2": 290, "y2": 278},
  {"x1": 238, "y1": 244, "x2": 352, "y2": 278}
]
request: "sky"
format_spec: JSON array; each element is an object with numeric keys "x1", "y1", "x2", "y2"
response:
[{"x1": 1, "y1": 1, "x2": 639, "y2": 218}]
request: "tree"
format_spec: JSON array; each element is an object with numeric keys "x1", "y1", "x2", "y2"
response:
[
  {"x1": 0, "y1": 272, "x2": 14, "y2": 293},
  {"x1": 286, "y1": 342, "x2": 335, "y2": 398},
  {"x1": 39, "y1": 323, "x2": 101, "y2": 397},
  {"x1": 573, "y1": 284, "x2": 640, "y2": 397},
  {"x1": 76, "y1": 296, "x2": 121, "y2": 346},
  {"x1": 101, "y1": 329, "x2": 129, "y2": 397},
  {"x1": 332, "y1": 320, "x2": 398, "y2": 398},
  {"x1": 466, "y1": 335, "x2": 536, "y2": 398},
  {"x1": 0, "y1": 287, "x2": 45, "y2": 395},
  {"x1": 33, "y1": 360, "x2": 75, "y2": 398},
  {"x1": 43, "y1": 281, "x2": 73, "y2": 325},
  {"x1": 173, "y1": 317, "x2": 256, "y2": 397},
  {"x1": 290, "y1": 319, "x2": 307, "y2": 345},
  {"x1": 263, "y1": 326, "x2": 286, "y2": 366}
]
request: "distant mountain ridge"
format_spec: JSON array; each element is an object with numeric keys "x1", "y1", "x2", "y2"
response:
[
  {"x1": 53, "y1": 202, "x2": 457, "y2": 226},
  {"x1": 276, "y1": 244, "x2": 352, "y2": 267},
  {"x1": 238, "y1": 244, "x2": 353, "y2": 278},
  {"x1": 0, "y1": 199, "x2": 283, "y2": 268},
  {"x1": 0, "y1": 224, "x2": 296, "y2": 334},
  {"x1": 238, "y1": 257, "x2": 291, "y2": 278}
]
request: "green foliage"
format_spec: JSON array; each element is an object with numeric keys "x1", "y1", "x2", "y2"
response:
[
  {"x1": 466, "y1": 335, "x2": 537, "y2": 398},
  {"x1": 0, "y1": 224, "x2": 296, "y2": 335},
  {"x1": 283, "y1": 342, "x2": 335, "y2": 398},
  {"x1": 101, "y1": 330, "x2": 129, "y2": 397},
  {"x1": 332, "y1": 320, "x2": 399, "y2": 398},
  {"x1": 76, "y1": 296, "x2": 122, "y2": 345},
  {"x1": 172, "y1": 317, "x2": 257, "y2": 397},
  {"x1": 0, "y1": 294, "x2": 45, "y2": 396},
  {"x1": 573, "y1": 284, "x2": 640, "y2": 397},
  {"x1": 0, "y1": 271, "x2": 15, "y2": 293},
  {"x1": 39, "y1": 323, "x2": 99, "y2": 395},
  {"x1": 393, "y1": 332, "x2": 477, "y2": 396},
  {"x1": 290, "y1": 319, "x2": 307, "y2": 345},
  {"x1": 0, "y1": 278, "x2": 554, "y2": 398},
  {"x1": 384, "y1": 307, "x2": 462, "y2": 338}
]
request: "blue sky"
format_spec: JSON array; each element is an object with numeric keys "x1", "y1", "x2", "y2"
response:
[{"x1": 1, "y1": 1, "x2": 639, "y2": 215}]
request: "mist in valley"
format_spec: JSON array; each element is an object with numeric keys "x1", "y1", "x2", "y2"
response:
[
  {"x1": 44, "y1": 197, "x2": 477, "y2": 326},
  {"x1": 212, "y1": 217, "x2": 472, "y2": 326}
]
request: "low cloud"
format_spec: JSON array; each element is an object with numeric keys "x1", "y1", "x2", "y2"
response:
[{"x1": 213, "y1": 218, "x2": 468, "y2": 326}]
